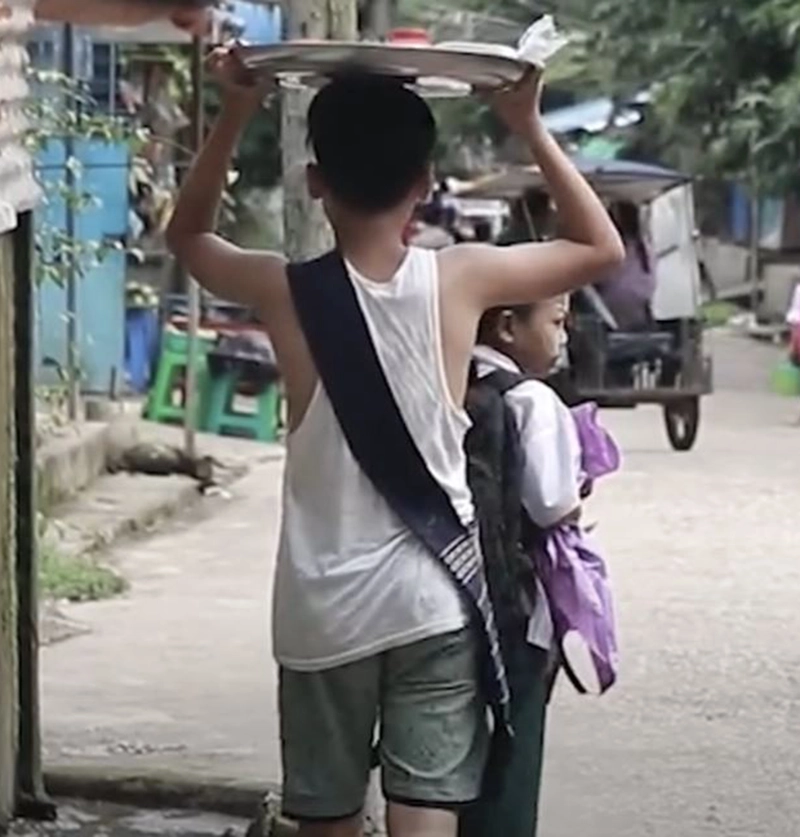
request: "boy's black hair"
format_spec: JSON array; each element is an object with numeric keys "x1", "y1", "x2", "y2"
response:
[
  {"x1": 307, "y1": 74, "x2": 437, "y2": 213},
  {"x1": 477, "y1": 304, "x2": 534, "y2": 346}
]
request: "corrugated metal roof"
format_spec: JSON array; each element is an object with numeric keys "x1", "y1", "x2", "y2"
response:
[{"x1": 0, "y1": 1, "x2": 40, "y2": 213}]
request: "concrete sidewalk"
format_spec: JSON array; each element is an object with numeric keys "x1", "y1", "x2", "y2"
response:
[
  {"x1": 40, "y1": 422, "x2": 283, "y2": 649},
  {"x1": 42, "y1": 460, "x2": 285, "y2": 793},
  {"x1": 11, "y1": 800, "x2": 251, "y2": 837}
]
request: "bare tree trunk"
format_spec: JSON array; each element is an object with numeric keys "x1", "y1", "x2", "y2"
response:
[
  {"x1": 328, "y1": 0, "x2": 358, "y2": 39},
  {"x1": 282, "y1": 0, "x2": 333, "y2": 261},
  {"x1": 282, "y1": 0, "x2": 361, "y2": 261}
]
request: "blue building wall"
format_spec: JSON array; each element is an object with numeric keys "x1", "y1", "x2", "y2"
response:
[
  {"x1": 29, "y1": 25, "x2": 129, "y2": 393},
  {"x1": 36, "y1": 140, "x2": 129, "y2": 394},
  {"x1": 30, "y1": 7, "x2": 282, "y2": 393}
]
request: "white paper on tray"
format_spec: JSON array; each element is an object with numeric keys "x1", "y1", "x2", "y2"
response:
[
  {"x1": 516, "y1": 15, "x2": 569, "y2": 67},
  {"x1": 437, "y1": 15, "x2": 568, "y2": 71}
]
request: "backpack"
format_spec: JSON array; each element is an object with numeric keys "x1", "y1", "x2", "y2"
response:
[{"x1": 465, "y1": 365, "x2": 542, "y2": 642}]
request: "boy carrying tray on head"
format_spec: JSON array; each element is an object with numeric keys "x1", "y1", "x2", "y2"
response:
[{"x1": 167, "y1": 45, "x2": 623, "y2": 837}]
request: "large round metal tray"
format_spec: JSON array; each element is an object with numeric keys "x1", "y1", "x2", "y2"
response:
[{"x1": 237, "y1": 41, "x2": 529, "y2": 97}]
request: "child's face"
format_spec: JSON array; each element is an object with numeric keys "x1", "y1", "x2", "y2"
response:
[{"x1": 508, "y1": 296, "x2": 569, "y2": 378}]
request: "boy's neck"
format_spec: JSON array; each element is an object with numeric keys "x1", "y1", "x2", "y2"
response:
[{"x1": 333, "y1": 207, "x2": 412, "y2": 284}]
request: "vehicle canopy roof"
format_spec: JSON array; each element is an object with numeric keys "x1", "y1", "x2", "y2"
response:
[{"x1": 458, "y1": 157, "x2": 691, "y2": 205}]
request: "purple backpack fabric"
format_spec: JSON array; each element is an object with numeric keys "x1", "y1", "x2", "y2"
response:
[{"x1": 533, "y1": 402, "x2": 621, "y2": 694}]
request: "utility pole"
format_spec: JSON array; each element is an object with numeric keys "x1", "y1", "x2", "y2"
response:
[
  {"x1": 282, "y1": 2, "x2": 331, "y2": 261},
  {"x1": 362, "y1": 0, "x2": 393, "y2": 39},
  {"x1": 183, "y1": 35, "x2": 205, "y2": 461},
  {"x1": 282, "y1": 0, "x2": 358, "y2": 261}
]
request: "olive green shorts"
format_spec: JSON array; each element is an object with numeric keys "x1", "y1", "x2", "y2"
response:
[{"x1": 279, "y1": 628, "x2": 489, "y2": 822}]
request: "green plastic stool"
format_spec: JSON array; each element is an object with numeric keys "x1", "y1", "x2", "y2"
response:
[
  {"x1": 145, "y1": 329, "x2": 214, "y2": 424},
  {"x1": 202, "y1": 371, "x2": 280, "y2": 442},
  {"x1": 771, "y1": 360, "x2": 800, "y2": 397}
]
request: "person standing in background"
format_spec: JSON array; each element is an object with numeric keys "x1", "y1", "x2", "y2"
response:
[{"x1": 595, "y1": 200, "x2": 656, "y2": 330}]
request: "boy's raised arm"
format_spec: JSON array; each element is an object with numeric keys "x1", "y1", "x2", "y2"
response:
[
  {"x1": 444, "y1": 72, "x2": 625, "y2": 310},
  {"x1": 166, "y1": 49, "x2": 286, "y2": 313}
]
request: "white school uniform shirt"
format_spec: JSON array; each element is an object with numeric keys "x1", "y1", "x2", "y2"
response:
[{"x1": 473, "y1": 345, "x2": 583, "y2": 650}]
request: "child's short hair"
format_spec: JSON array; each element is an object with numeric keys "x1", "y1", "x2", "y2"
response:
[
  {"x1": 477, "y1": 304, "x2": 534, "y2": 346},
  {"x1": 307, "y1": 74, "x2": 437, "y2": 213}
]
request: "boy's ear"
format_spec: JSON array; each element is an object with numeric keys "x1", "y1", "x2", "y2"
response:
[
  {"x1": 415, "y1": 165, "x2": 435, "y2": 204},
  {"x1": 498, "y1": 309, "x2": 516, "y2": 346},
  {"x1": 306, "y1": 163, "x2": 324, "y2": 200}
]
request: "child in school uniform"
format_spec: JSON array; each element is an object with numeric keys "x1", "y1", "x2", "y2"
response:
[{"x1": 464, "y1": 295, "x2": 619, "y2": 837}]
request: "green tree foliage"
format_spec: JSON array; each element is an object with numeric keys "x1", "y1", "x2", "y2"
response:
[
  {"x1": 585, "y1": 0, "x2": 800, "y2": 190},
  {"x1": 394, "y1": 0, "x2": 601, "y2": 170}
]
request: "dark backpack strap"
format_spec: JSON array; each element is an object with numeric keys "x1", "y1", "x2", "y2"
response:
[
  {"x1": 481, "y1": 367, "x2": 528, "y2": 396},
  {"x1": 469, "y1": 360, "x2": 526, "y2": 393},
  {"x1": 287, "y1": 252, "x2": 511, "y2": 740},
  {"x1": 481, "y1": 365, "x2": 592, "y2": 695}
]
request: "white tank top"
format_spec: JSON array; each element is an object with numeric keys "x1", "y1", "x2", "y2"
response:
[{"x1": 273, "y1": 247, "x2": 472, "y2": 671}]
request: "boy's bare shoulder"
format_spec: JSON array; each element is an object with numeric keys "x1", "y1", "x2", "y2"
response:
[
  {"x1": 437, "y1": 240, "x2": 526, "y2": 298},
  {"x1": 438, "y1": 239, "x2": 535, "y2": 276},
  {"x1": 438, "y1": 234, "x2": 618, "y2": 310},
  {"x1": 437, "y1": 241, "x2": 492, "y2": 283},
  {"x1": 240, "y1": 249, "x2": 293, "y2": 316},
  {"x1": 438, "y1": 241, "x2": 493, "y2": 267}
]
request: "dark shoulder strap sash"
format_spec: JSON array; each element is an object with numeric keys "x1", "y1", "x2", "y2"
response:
[{"x1": 287, "y1": 251, "x2": 511, "y2": 737}]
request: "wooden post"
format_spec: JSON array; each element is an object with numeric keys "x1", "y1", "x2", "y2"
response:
[
  {"x1": 183, "y1": 36, "x2": 205, "y2": 461},
  {"x1": 0, "y1": 229, "x2": 18, "y2": 833},
  {"x1": 282, "y1": 1, "x2": 331, "y2": 261},
  {"x1": 13, "y1": 212, "x2": 55, "y2": 821},
  {"x1": 282, "y1": 0, "x2": 359, "y2": 261}
]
